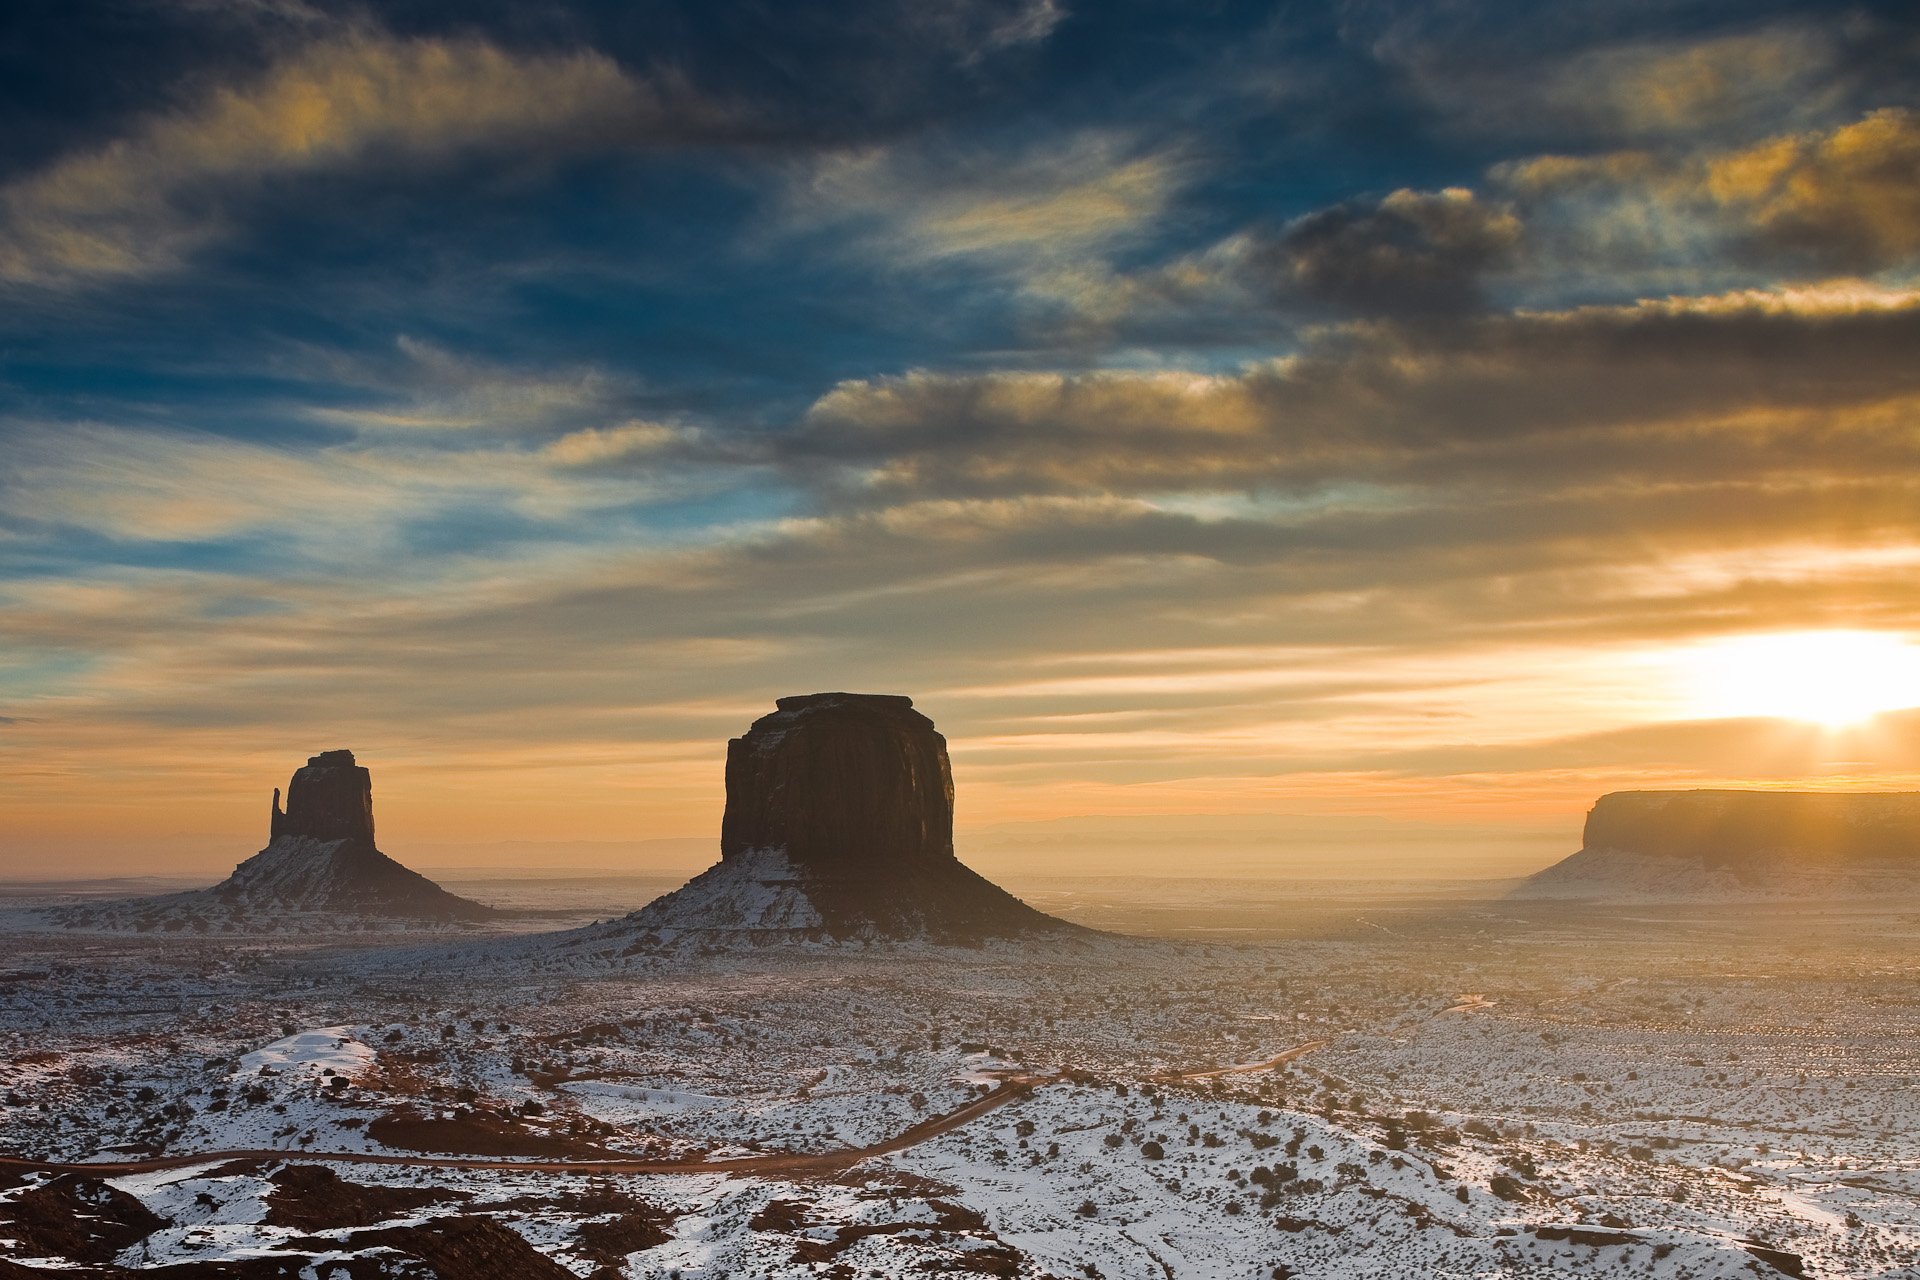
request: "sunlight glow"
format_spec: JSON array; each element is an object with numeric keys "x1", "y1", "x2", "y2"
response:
[{"x1": 1679, "y1": 630, "x2": 1920, "y2": 727}]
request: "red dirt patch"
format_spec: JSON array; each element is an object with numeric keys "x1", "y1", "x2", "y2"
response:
[
  {"x1": 0, "y1": 1174, "x2": 164, "y2": 1263},
  {"x1": 263, "y1": 1162, "x2": 467, "y2": 1230},
  {"x1": 366, "y1": 1105, "x2": 631, "y2": 1158},
  {"x1": 292, "y1": 1215, "x2": 574, "y2": 1280}
]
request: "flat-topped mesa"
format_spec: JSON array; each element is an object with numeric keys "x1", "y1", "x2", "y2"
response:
[
  {"x1": 1516, "y1": 788, "x2": 1920, "y2": 901},
  {"x1": 1584, "y1": 790, "x2": 1920, "y2": 867},
  {"x1": 270, "y1": 749, "x2": 375, "y2": 844},
  {"x1": 720, "y1": 693, "x2": 955, "y2": 873}
]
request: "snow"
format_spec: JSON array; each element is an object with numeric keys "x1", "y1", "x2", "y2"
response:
[
  {"x1": 627, "y1": 847, "x2": 825, "y2": 933},
  {"x1": 239, "y1": 1026, "x2": 375, "y2": 1078},
  {"x1": 2, "y1": 889, "x2": 1917, "y2": 1278}
]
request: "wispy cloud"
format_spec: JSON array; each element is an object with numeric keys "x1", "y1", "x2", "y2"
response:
[
  {"x1": 1371, "y1": 15, "x2": 1905, "y2": 145},
  {"x1": 303, "y1": 336, "x2": 637, "y2": 436},
  {"x1": 0, "y1": 32, "x2": 700, "y2": 287},
  {"x1": 786, "y1": 133, "x2": 1186, "y2": 269}
]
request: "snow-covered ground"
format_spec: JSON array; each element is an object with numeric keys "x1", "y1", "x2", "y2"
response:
[{"x1": 2, "y1": 894, "x2": 1918, "y2": 1278}]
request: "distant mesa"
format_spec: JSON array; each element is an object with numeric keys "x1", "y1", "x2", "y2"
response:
[
  {"x1": 601, "y1": 693, "x2": 1077, "y2": 944},
  {"x1": 1516, "y1": 789, "x2": 1920, "y2": 901},
  {"x1": 50, "y1": 749, "x2": 495, "y2": 932}
]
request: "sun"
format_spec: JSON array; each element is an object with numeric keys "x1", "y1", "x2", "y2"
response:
[{"x1": 1678, "y1": 630, "x2": 1920, "y2": 728}]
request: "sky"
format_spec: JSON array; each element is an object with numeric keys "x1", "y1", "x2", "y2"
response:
[{"x1": 4, "y1": 0, "x2": 1920, "y2": 878}]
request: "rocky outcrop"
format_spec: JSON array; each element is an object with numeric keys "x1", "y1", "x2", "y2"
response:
[
  {"x1": 1518, "y1": 789, "x2": 1920, "y2": 900},
  {"x1": 721, "y1": 694, "x2": 955, "y2": 872},
  {"x1": 616, "y1": 693, "x2": 1075, "y2": 943},
  {"x1": 269, "y1": 748, "x2": 374, "y2": 843},
  {"x1": 48, "y1": 750, "x2": 495, "y2": 931}
]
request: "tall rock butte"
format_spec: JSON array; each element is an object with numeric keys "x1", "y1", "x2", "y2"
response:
[
  {"x1": 269, "y1": 748, "x2": 376, "y2": 844},
  {"x1": 1518, "y1": 789, "x2": 1920, "y2": 900},
  {"x1": 51, "y1": 750, "x2": 495, "y2": 931},
  {"x1": 720, "y1": 694, "x2": 956, "y2": 872},
  {"x1": 622, "y1": 693, "x2": 1073, "y2": 942},
  {"x1": 208, "y1": 749, "x2": 494, "y2": 921}
]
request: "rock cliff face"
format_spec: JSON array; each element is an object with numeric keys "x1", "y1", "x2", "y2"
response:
[
  {"x1": 720, "y1": 694, "x2": 955, "y2": 871},
  {"x1": 50, "y1": 750, "x2": 495, "y2": 931},
  {"x1": 624, "y1": 693, "x2": 1073, "y2": 943},
  {"x1": 1518, "y1": 789, "x2": 1920, "y2": 900}
]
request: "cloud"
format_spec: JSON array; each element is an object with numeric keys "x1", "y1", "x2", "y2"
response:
[
  {"x1": 543, "y1": 422, "x2": 686, "y2": 467},
  {"x1": 0, "y1": 407, "x2": 724, "y2": 559},
  {"x1": 9, "y1": 453, "x2": 1919, "y2": 844},
  {"x1": 305, "y1": 336, "x2": 636, "y2": 436},
  {"x1": 929, "y1": 0, "x2": 1068, "y2": 64},
  {"x1": 1549, "y1": 27, "x2": 1848, "y2": 136},
  {"x1": 1502, "y1": 108, "x2": 1920, "y2": 276},
  {"x1": 1015, "y1": 186, "x2": 1523, "y2": 351},
  {"x1": 1372, "y1": 14, "x2": 1907, "y2": 145},
  {"x1": 0, "y1": 32, "x2": 699, "y2": 287},
  {"x1": 791, "y1": 283, "x2": 1920, "y2": 501},
  {"x1": 0, "y1": 424, "x2": 408, "y2": 544},
  {"x1": 10, "y1": 365, "x2": 1920, "y2": 859},
  {"x1": 1048, "y1": 109, "x2": 1920, "y2": 347},
  {"x1": 1242, "y1": 187, "x2": 1522, "y2": 316},
  {"x1": 1707, "y1": 108, "x2": 1920, "y2": 271},
  {"x1": 786, "y1": 133, "x2": 1184, "y2": 268}
]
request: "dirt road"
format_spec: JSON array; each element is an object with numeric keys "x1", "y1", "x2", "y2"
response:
[
  {"x1": 0, "y1": 1037, "x2": 1330, "y2": 1179},
  {"x1": 1156, "y1": 1038, "x2": 1328, "y2": 1082},
  {"x1": 0, "y1": 1074, "x2": 1057, "y2": 1180}
]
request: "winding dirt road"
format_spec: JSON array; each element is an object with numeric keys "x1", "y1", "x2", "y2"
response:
[
  {"x1": 0, "y1": 1037, "x2": 1330, "y2": 1180},
  {"x1": 0, "y1": 1074, "x2": 1057, "y2": 1180}
]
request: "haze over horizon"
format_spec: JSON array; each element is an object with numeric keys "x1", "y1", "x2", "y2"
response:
[{"x1": 5, "y1": 0, "x2": 1920, "y2": 877}]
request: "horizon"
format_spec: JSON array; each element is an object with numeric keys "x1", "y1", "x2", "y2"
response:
[
  {"x1": 6, "y1": 1, "x2": 1920, "y2": 878},
  {"x1": 0, "y1": 802, "x2": 1574, "y2": 881}
]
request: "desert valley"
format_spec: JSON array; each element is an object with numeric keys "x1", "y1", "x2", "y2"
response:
[
  {"x1": 3, "y1": 696, "x2": 1916, "y2": 1279},
  {"x1": 6, "y1": 3, "x2": 1920, "y2": 1275}
]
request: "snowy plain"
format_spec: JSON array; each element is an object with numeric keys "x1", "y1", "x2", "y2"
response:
[{"x1": 1, "y1": 883, "x2": 1917, "y2": 1278}]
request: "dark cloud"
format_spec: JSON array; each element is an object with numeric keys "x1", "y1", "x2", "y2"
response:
[
  {"x1": 1244, "y1": 187, "x2": 1521, "y2": 316},
  {"x1": 788, "y1": 288, "x2": 1920, "y2": 501}
]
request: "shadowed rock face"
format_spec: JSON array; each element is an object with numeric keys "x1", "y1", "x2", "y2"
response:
[
  {"x1": 271, "y1": 749, "x2": 375, "y2": 843},
  {"x1": 632, "y1": 693, "x2": 1075, "y2": 942},
  {"x1": 721, "y1": 693, "x2": 955, "y2": 871}
]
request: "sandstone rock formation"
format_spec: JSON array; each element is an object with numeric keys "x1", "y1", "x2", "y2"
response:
[
  {"x1": 621, "y1": 693, "x2": 1074, "y2": 942},
  {"x1": 50, "y1": 750, "x2": 495, "y2": 931},
  {"x1": 720, "y1": 694, "x2": 955, "y2": 872},
  {"x1": 270, "y1": 748, "x2": 375, "y2": 843},
  {"x1": 1518, "y1": 789, "x2": 1920, "y2": 900}
]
